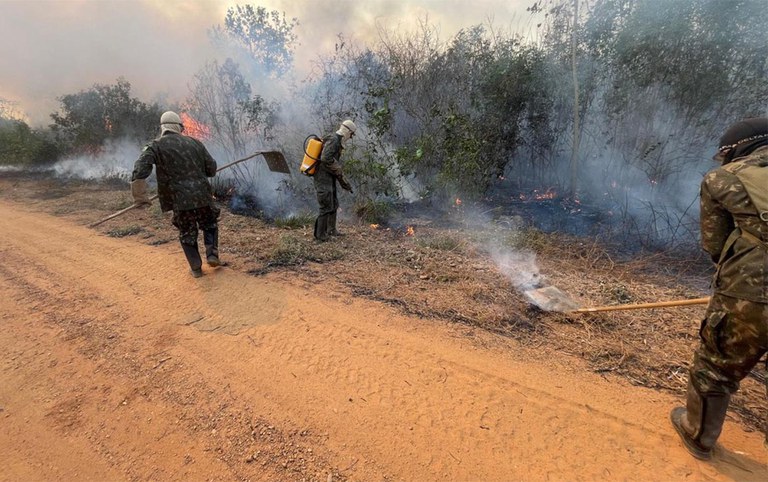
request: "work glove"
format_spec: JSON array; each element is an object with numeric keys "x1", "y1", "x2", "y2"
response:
[
  {"x1": 338, "y1": 176, "x2": 353, "y2": 194},
  {"x1": 130, "y1": 178, "x2": 152, "y2": 208}
]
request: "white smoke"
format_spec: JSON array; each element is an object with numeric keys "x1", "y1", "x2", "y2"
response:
[
  {"x1": 489, "y1": 247, "x2": 542, "y2": 292},
  {"x1": 52, "y1": 138, "x2": 142, "y2": 181},
  {"x1": 0, "y1": 0, "x2": 534, "y2": 125},
  {"x1": 457, "y1": 205, "x2": 544, "y2": 293}
]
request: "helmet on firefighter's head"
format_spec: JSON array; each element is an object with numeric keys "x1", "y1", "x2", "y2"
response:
[
  {"x1": 160, "y1": 111, "x2": 184, "y2": 133},
  {"x1": 342, "y1": 119, "x2": 357, "y2": 135},
  {"x1": 714, "y1": 117, "x2": 768, "y2": 163},
  {"x1": 337, "y1": 119, "x2": 357, "y2": 141}
]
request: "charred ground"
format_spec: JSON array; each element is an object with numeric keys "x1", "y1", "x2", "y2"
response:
[{"x1": 1, "y1": 171, "x2": 764, "y2": 435}]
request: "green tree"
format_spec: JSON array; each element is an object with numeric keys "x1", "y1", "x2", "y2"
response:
[
  {"x1": 210, "y1": 4, "x2": 299, "y2": 77},
  {"x1": 49, "y1": 78, "x2": 162, "y2": 154},
  {"x1": 0, "y1": 118, "x2": 59, "y2": 166}
]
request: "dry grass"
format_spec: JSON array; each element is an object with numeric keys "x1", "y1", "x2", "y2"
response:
[{"x1": 2, "y1": 172, "x2": 764, "y2": 432}]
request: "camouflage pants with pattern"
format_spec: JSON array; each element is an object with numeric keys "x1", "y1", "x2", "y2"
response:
[
  {"x1": 691, "y1": 293, "x2": 768, "y2": 442},
  {"x1": 171, "y1": 206, "x2": 220, "y2": 246}
]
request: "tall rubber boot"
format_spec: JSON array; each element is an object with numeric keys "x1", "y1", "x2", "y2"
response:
[
  {"x1": 181, "y1": 242, "x2": 203, "y2": 278},
  {"x1": 670, "y1": 379, "x2": 730, "y2": 460},
  {"x1": 328, "y1": 212, "x2": 343, "y2": 236},
  {"x1": 203, "y1": 227, "x2": 220, "y2": 267},
  {"x1": 314, "y1": 215, "x2": 329, "y2": 242}
]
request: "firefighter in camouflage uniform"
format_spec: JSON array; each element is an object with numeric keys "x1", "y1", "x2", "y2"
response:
[
  {"x1": 131, "y1": 111, "x2": 221, "y2": 278},
  {"x1": 671, "y1": 117, "x2": 768, "y2": 460},
  {"x1": 313, "y1": 120, "x2": 356, "y2": 241}
]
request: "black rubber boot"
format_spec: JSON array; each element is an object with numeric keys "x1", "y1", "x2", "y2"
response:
[
  {"x1": 670, "y1": 379, "x2": 730, "y2": 460},
  {"x1": 328, "y1": 212, "x2": 343, "y2": 236},
  {"x1": 203, "y1": 227, "x2": 220, "y2": 267},
  {"x1": 314, "y1": 215, "x2": 329, "y2": 242},
  {"x1": 181, "y1": 242, "x2": 203, "y2": 278}
]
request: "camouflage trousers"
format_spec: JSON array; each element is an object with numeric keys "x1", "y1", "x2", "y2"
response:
[
  {"x1": 691, "y1": 293, "x2": 768, "y2": 444},
  {"x1": 171, "y1": 206, "x2": 220, "y2": 246},
  {"x1": 691, "y1": 293, "x2": 768, "y2": 395}
]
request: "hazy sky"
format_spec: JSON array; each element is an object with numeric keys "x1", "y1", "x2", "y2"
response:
[{"x1": 0, "y1": 0, "x2": 537, "y2": 124}]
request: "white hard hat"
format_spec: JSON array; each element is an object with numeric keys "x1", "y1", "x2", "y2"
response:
[
  {"x1": 341, "y1": 119, "x2": 357, "y2": 134},
  {"x1": 160, "y1": 111, "x2": 182, "y2": 125}
]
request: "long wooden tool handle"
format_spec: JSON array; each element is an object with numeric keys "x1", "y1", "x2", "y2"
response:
[
  {"x1": 88, "y1": 151, "x2": 270, "y2": 228},
  {"x1": 574, "y1": 297, "x2": 711, "y2": 313},
  {"x1": 215, "y1": 151, "x2": 267, "y2": 171},
  {"x1": 89, "y1": 194, "x2": 160, "y2": 227}
]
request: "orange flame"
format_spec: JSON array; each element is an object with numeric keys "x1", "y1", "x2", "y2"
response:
[
  {"x1": 533, "y1": 188, "x2": 557, "y2": 200},
  {"x1": 180, "y1": 112, "x2": 210, "y2": 140},
  {"x1": 370, "y1": 224, "x2": 379, "y2": 230},
  {"x1": 455, "y1": 198, "x2": 462, "y2": 206},
  {"x1": 406, "y1": 226, "x2": 415, "y2": 236}
]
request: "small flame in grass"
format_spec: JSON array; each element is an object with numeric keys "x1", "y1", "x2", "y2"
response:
[
  {"x1": 370, "y1": 224, "x2": 379, "y2": 230},
  {"x1": 406, "y1": 226, "x2": 415, "y2": 236},
  {"x1": 533, "y1": 188, "x2": 557, "y2": 200},
  {"x1": 180, "y1": 112, "x2": 210, "y2": 140},
  {"x1": 517, "y1": 188, "x2": 558, "y2": 201},
  {"x1": 455, "y1": 198, "x2": 462, "y2": 206}
]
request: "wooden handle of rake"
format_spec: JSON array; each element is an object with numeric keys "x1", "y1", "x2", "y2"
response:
[
  {"x1": 88, "y1": 151, "x2": 270, "y2": 228},
  {"x1": 574, "y1": 297, "x2": 711, "y2": 313}
]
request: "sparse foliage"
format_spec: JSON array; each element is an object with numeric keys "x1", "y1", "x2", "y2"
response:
[
  {"x1": 186, "y1": 58, "x2": 277, "y2": 160},
  {"x1": 210, "y1": 4, "x2": 299, "y2": 78}
]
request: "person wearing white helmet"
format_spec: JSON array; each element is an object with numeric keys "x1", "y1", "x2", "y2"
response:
[
  {"x1": 313, "y1": 119, "x2": 356, "y2": 241},
  {"x1": 131, "y1": 111, "x2": 222, "y2": 278}
]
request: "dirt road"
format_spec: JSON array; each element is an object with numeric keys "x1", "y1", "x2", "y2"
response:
[{"x1": 1, "y1": 199, "x2": 765, "y2": 481}]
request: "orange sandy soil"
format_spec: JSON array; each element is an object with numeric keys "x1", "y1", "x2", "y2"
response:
[{"x1": 0, "y1": 173, "x2": 765, "y2": 481}]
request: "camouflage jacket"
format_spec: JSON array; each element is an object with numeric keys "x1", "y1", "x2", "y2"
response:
[
  {"x1": 700, "y1": 146, "x2": 768, "y2": 303},
  {"x1": 314, "y1": 133, "x2": 344, "y2": 185},
  {"x1": 131, "y1": 131, "x2": 217, "y2": 212}
]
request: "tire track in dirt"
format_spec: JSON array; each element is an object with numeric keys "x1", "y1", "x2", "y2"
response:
[
  {"x1": 1, "y1": 199, "x2": 766, "y2": 481},
  {"x1": 0, "y1": 215, "x2": 341, "y2": 481}
]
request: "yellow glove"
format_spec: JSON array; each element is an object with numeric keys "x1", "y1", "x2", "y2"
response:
[{"x1": 130, "y1": 179, "x2": 151, "y2": 208}]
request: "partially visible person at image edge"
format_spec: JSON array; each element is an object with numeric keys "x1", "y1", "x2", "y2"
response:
[{"x1": 670, "y1": 117, "x2": 768, "y2": 460}]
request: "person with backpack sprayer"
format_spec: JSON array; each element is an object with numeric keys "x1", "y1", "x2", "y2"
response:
[
  {"x1": 311, "y1": 120, "x2": 356, "y2": 242},
  {"x1": 670, "y1": 117, "x2": 768, "y2": 460}
]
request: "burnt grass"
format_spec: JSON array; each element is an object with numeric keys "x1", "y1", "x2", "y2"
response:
[{"x1": 1, "y1": 171, "x2": 764, "y2": 433}]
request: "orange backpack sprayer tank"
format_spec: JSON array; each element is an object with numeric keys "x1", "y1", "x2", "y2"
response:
[{"x1": 300, "y1": 135, "x2": 323, "y2": 176}]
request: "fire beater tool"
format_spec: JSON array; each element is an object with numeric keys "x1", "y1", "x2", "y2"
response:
[
  {"x1": 89, "y1": 150, "x2": 288, "y2": 228},
  {"x1": 524, "y1": 285, "x2": 710, "y2": 313}
]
